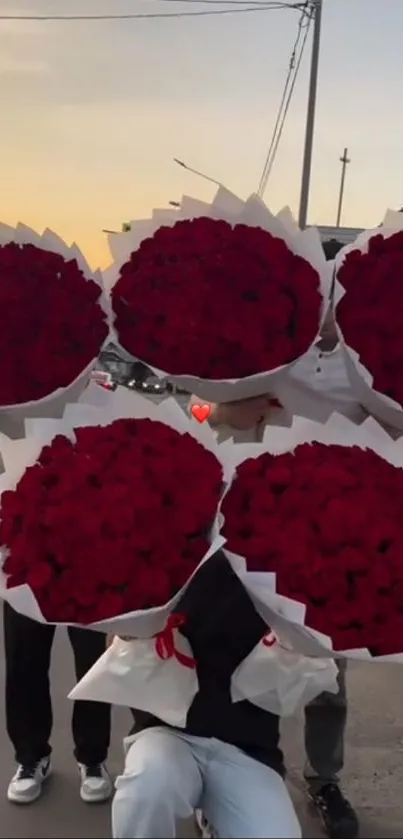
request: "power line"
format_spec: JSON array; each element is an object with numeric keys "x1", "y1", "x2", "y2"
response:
[
  {"x1": 260, "y1": 9, "x2": 312, "y2": 195},
  {"x1": 257, "y1": 1, "x2": 311, "y2": 196},
  {"x1": 156, "y1": 1, "x2": 303, "y2": 5},
  {"x1": 257, "y1": 1, "x2": 312, "y2": 197},
  {"x1": 0, "y1": 4, "x2": 305, "y2": 22}
]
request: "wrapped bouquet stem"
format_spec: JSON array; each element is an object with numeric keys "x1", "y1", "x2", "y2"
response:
[
  {"x1": 231, "y1": 630, "x2": 338, "y2": 717},
  {"x1": 70, "y1": 613, "x2": 198, "y2": 727}
]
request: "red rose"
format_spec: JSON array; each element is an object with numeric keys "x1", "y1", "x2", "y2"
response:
[
  {"x1": 221, "y1": 441, "x2": 403, "y2": 657},
  {"x1": 0, "y1": 241, "x2": 108, "y2": 405},
  {"x1": 111, "y1": 217, "x2": 322, "y2": 380}
]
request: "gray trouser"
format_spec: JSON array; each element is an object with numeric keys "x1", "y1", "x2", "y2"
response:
[{"x1": 304, "y1": 659, "x2": 347, "y2": 793}]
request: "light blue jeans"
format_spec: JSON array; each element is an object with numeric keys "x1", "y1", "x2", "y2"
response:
[{"x1": 112, "y1": 727, "x2": 301, "y2": 839}]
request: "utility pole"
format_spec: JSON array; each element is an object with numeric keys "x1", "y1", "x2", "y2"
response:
[
  {"x1": 298, "y1": 0, "x2": 323, "y2": 230},
  {"x1": 336, "y1": 147, "x2": 350, "y2": 228}
]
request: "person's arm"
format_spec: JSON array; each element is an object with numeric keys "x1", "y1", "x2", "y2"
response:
[{"x1": 188, "y1": 394, "x2": 273, "y2": 431}]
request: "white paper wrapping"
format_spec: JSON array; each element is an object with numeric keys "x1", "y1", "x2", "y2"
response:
[
  {"x1": 0, "y1": 387, "x2": 225, "y2": 636},
  {"x1": 334, "y1": 216, "x2": 403, "y2": 430},
  {"x1": 69, "y1": 632, "x2": 198, "y2": 728},
  {"x1": 231, "y1": 631, "x2": 338, "y2": 716},
  {"x1": 216, "y1": 413, "x2": 403, "y2": 662},
  {"x1": 0, "y1": 222, "x2": 111, "y2": 423},
  {"x1": 106, "y1": 187, "x2": 332, "y2": 403},
  {"x1": 275, "y1": 345, "x2": 365, "y2": 426},
  {"x1": 0, "y1": 415, "x2": 25, "y2": 442}
]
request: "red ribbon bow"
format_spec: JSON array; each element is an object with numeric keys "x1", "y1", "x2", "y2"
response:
[
  {"x1": 262, "y1": 631, "x2": 277, "y2": 648},
  {"x1": 154, "y1": 614, "x2": 196, "y2": 669}
]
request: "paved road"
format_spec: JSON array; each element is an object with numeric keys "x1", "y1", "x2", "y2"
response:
[{"x1": 0, "y1": 616, "x2": 402, "y2": 838}]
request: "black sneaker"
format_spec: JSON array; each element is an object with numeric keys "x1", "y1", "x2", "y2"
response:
[{"x1": 308, "y1": 783, "x2": 359, "y2": 838}]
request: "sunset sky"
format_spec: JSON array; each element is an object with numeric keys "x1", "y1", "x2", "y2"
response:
[{"x1": 2, "y1": 0, "x2": 403, "y2": 269}]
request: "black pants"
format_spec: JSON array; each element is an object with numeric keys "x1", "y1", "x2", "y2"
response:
[{"x1": 3, "y1": 603, "x2": 111, "y2": 766}]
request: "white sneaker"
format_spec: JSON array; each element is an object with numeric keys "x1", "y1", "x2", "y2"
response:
[
  {"x1": 78, "y1": 763, "x2": 112, "y2": 803},
  {"x1": 7, "y1": 757, "x2": 51, "y2": 804}
]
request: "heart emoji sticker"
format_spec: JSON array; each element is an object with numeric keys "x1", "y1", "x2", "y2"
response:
[{"x1": 191, "y1": 403, "x2": 211, "y2": 424}]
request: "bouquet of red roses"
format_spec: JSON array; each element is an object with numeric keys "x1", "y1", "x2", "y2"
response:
[
  {"x1": 107, "y1": 187, "x2": 330, "y2": 402},
  {"x1": 0, "y1": 387, "x2": 225, "y2": 725},
  {"x1": 0, "y1": 222, "x2": 109, "y2": 425},
  {"x1": 219, "y1": 413, "x2": 403, "y2": 663},
  {"x1": 0, "y1": 388, "x2": 224, "y2": 633},
  {"x1": 334, "y1": 211, "x2": 403, "y2": 430}
]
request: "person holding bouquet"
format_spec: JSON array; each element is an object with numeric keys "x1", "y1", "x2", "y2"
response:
[
  {"x1": 187, "y1": 300, "x2": 359, "y2": 839},
  {"x1": 4, "y1": 604, "x2": 112, "y2": 804},
  {"x1": 188, "y1": 394, "x2": 357, "y2": 839},
  {"x1": 0, "y1": 219, "x2": 113, "y2": 806},
  {"x1": 112, "y1": 552, "x2": 301, "y2": 839}
]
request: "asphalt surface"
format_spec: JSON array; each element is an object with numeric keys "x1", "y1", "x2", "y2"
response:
[{"x1": 0, "y1": 616, "x2": 402, "y2": 838}]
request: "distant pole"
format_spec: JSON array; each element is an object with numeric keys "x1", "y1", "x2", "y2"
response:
[
  {"x1": 298, "y1": 0, "x2": 323, "y2": 230},
  {"x1": 336, "y1": 147, "x2": 350, "y2": 228}
]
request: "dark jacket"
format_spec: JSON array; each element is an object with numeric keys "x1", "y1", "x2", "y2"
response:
[
  {"x1": 322, "y1": 238, "x2": 343, "y2": 261},
  {"x1": 130, "y1": 551, "x2": 285, "y2": 777}
]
